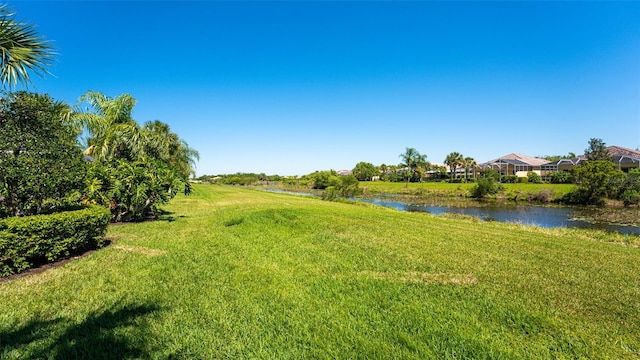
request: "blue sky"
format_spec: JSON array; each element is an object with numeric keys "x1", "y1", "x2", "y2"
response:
[{"x1": 11, "y1": 1, "x2": 640, "y2": 176}]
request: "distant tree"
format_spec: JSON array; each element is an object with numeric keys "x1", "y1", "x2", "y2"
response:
[
  {"x1": 571, "y1": 160, "x2": 624, "y2": 204},
  {"x1": 338, "y1": 175, "x2": 360, "y2": 197},
  {"x1": 541, "y1": 153, "x2": 577, "y2": 162},
  {"x1": 0, "y1": 92, "x2": 85, "y2": 217},
  {"x1": 352, "y1": 161, "x2": 377, "y2": 181},
  {"x1": 584, "y1": 138, "x2": 610, "y2": 161},
  {"x1": 0, "y1": 6, "x2": 54, "y2": 88},
  {"x1": 463, "y1": 156, "x2": 476, "y2": 180},
  {"x1": 308, "y1": 170, "x2": 339, "y2": 190},
  {"x1": 444, "y1": 152, "x2": 463, "y2": 180},
  {"x1": 399, "y1": 147, "x2": 426, "y2": 185}
]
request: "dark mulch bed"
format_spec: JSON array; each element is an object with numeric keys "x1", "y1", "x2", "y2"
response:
[{"x1": 0, "y1": 239, "x2": 113, "y2": 284}]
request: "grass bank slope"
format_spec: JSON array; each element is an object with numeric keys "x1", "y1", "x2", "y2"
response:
[
  {"x1": 361, "y1": 181, "x2": 575, "y2": 200},
  {"x1": 1, "y1": 184, "x2": 639, "y2": 359}
]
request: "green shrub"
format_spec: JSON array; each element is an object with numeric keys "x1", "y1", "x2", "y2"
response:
[
  {"x1": 0, "y1": 206, "x2": 110, "y2": 277},
  {"x1": 527, "y1": 172, "x2": 542, "y2": 184},
  {"x1": 551, "y1": 171, "x2": 572, "y2": 184},
  {"x1": 501, "y1": 175, "x2": 518, "y2": 184},
  {"x1": 620, "y1": 190, "x2": 640, "y2": 207},
  {"x1": 470, "y1": 176, "x2": 502, "y2": 198},
  {"x1": 0, "y1": 92, "x2": 86, "y2": 218}
]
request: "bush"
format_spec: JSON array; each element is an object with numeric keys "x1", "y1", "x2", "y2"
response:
[
  {"x1": 322, "y1": 175, "x2": 360, "y2": 201},
  {"x1": 84, "y1": 159, "x2": 183, "y2": 222},
  {"x1": 0, "y1": 206, "x2": 110, "y2": 276},
  {"x1": 527, "y1": 190, "x2": 553, "y2": 203},
  {"x1": 0, "y1": 92, "x2": 86, "y2": 218},
  {"x1": 551, "y1": 171, "x2": 572, "y2": 184},
  {"x1": 527, "y1": 172, "x2": 542, "y2": 184},
  {"x1": 500, "y1": 175, "x2": 518, "y2": 184},
  {"x1": 470, "y1": 177, "x2": 502, "y2": 198},
  {"x1": 620, "y1": 190, "x2": 640, "y2": 207}
]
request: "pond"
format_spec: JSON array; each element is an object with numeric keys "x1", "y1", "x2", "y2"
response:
[
  {"x1": 257, "y1": 188, "x2": 640, "y2": 235},
  {"x1": 356, "y1": 196, "x2": 640, "y2": 235}
]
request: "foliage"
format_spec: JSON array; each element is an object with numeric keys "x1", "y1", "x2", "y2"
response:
[
  {"x1": 444, "y1": 151, "x2": 463, "y2": 180},
  {"x1": 462, "y1": 156, "x2": 476, "y2": 180},
  {"x1": 470, "y1": 173, "x2": 503, "y2": 198},
  {"x1": 568, "y1": 160, "x2": 624, "y2": 205},
  {"x1": 322, "y1": 175, "x2": 360, "y2": 200},
  {"x1": 540, "y1": 153, "x2": 576, "y2": 162},
  {"x1": 551, "y1": 171, "x2": 572, "y2": 184},
  {"x1": 71, "y1": 91, "x2": 141, "y2": 161},
  {"x1": 584, "y1": 138, "x2": 610, "y2": 161},
  {"x1": 0, "y1": 5, "x2": 54, "y2": 88},
  {"x1": 617, "y1": 168, "x2": 640, "y2": 206},
  {"x1": 620, "y1": 190, "x2": 640, "y2": 207},
  {"x1": 198, "y1": 173, "x2": 281, "y2": 185},
  {"x1": 141, "y1": 120, "x2": 199, "y2": 180},
  {"x1": 351, "y1": 161, "x2": 378, "y2": 181},
  {"x1": 526, "y1": 171, "x2": 542, "y2": 184},
  {"x1": 500, "y1": 175, "x2": 518, "y2": 184},
  {"x1": 71, "y1": 91, "x2": 198, "y2": 222},
  {"x1": 0, "y1": 206, "x2": 109, "y2": 276},
  {"x1": 398, "y1": 147, "x2": 427, "y2": 183},
  {"x1": 305, "y1": 170, "x2": 340, "y2": 190},
  {"x1": 0, "y1": 92, "x2": 86, "y2": 218},
  {"x1": 83, "y1": 158, "x2": 183, "y2": 222}
]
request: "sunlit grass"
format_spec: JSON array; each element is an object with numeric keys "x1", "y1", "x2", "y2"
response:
[
  {"x1": 1, "y1": 184, "x2": 638, "y2": 358},
  {"x1": 360, "y1": 180, "x2": 575, "y2": 200}
]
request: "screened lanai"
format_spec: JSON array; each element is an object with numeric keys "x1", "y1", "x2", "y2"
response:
[{"x1": 479, "y1": 153, "x2": 550, "y2": 177}]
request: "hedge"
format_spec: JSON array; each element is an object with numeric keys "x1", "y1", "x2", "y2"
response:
[{"x1": 0, "y1": 206, "x2": 111, "y2": 277}]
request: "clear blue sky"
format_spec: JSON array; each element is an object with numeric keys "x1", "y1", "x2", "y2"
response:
[{"x1": 11, "y1": 1, "x2": 640, "y2": 176}]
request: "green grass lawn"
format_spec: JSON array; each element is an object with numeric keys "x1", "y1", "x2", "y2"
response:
[{"x1": 1, "y1": 184, "x2": 639, "y2": 358}]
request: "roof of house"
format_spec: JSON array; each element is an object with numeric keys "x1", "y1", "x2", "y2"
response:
[
  {"x1": 572, "y1": 145, "x2": 640, "y2": 163},
  {"x1": 604, "y1": 146, "x2": 640, "y2": 159},
  {"x1": 480, "y1": 153, "x2": 550, "y2": 167}
]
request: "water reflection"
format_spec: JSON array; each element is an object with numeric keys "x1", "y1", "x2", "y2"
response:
[{"x1": 357, "y1": 197, "x2": 640, "y2": 235}]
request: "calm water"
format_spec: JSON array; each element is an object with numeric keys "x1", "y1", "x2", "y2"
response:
[
  {"x1": 356, "y1": 197, "x2": 640, "y2": 235},
  {"x1": 258, "y1": 188, "x2": 640, "y2": 235}
]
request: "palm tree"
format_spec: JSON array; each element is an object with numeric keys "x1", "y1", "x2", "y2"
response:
[
  {"x1": 0, "y1": 5, "x2": 53, "y2": 88},
  {"x1": 444, "y1": 152, "x2": 463, "y2": 180},
  {"x1": 463, "y1": 156, "x2": 477, "y2": 180},
  {"x1": 71, "y1": 91, "x2": 142, "y2": 161},
  {"x1": 141, "y1": 120, "x2": 199, "y2": 180},
  {"x1": 399, "y1": 147, "x2": 426, "y2": 186}
]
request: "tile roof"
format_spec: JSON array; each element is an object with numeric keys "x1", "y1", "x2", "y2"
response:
[{"x1": 481, "y1": 153, "x2": 550, "y2": 167}]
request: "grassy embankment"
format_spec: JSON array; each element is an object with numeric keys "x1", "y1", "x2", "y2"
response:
[
  {"x1": 1, "y1": 184, "x2": 639, "y2": 358},
  {"x1": 271, "y1": 180, "x2": 576, "y2": 202},
  {"x1": 360, "y1": 181, "x2": 576, "y2": 201}
]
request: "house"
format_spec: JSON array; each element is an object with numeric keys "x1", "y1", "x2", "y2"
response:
[
  {"x1": 479, "y1": 153, "x2": 550, "y2": 177},
  {"x1": 541, "y1": 145, "x2": 640, "y2": 174}
]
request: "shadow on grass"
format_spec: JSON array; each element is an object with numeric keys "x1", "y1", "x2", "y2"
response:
[
  {"x1": 0, "y1": 303, "x2": 161, "y2": 359},
  {"x1": 157, "y1": 209, "x2": 186, "y2": 223}
]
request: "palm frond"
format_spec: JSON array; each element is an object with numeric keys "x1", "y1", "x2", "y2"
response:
[{"x1": 0, "y1": 5, "x2": 54, "y2": 88}]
